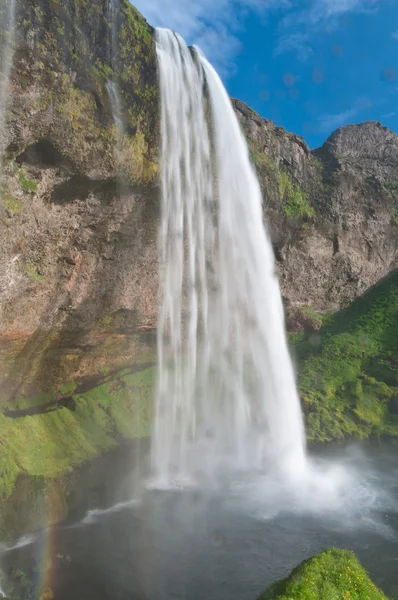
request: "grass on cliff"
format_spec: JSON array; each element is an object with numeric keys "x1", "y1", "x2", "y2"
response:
[
  {"x1": 259, "y1": 549, "x2": 389, "y2": 600},
  {"x1": 279, "y1": 170, "x2": 314, "y2": 219},
  {"x1": 291, "y1": 270, "x2": 398, "y2": 442},
  {"x1": 0, "y1": 367, "x2": 154, "y2": 501}
]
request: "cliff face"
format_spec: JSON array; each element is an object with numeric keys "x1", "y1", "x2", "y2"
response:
[
  {"x1": 1, "y1": 0, "x2": 398, "y2": 540},
  {"x1": 1, "y1": 0, "x2": 398, "y2": 403},
  {"x1": 234, "y1": 100, "x2": 398, "y2": 327},
  {"x1": 0, "y1": 0, "x2": 159, "y2": 402}
]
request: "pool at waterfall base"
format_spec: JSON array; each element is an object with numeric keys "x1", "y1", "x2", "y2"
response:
[{"x1": 1, "y1": 442, "x2": 398, "y2": 600}]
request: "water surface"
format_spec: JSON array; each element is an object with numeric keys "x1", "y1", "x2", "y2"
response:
[{"x1": 3, "y1": 443, "x2": 398, "y2": 600}]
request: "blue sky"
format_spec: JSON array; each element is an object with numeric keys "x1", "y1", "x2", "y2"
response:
[{"x1": 133, "y1": 0, "x2": 398, "y2": 148}]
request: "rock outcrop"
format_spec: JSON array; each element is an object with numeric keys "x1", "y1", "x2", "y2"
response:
[
  {"x1": 1, "y1": 0, "x2": 398, "y2": 404},
  {"x1": 259, "y1": 548, "x2": 389, "y2": 600},
  {"x1": 234, "y1": 100, "x2": 398, "y2": 326},
  {"x1": 1, "y1": 0, "x2": 398, "y2": 540},
  {"x1": 0, "y1": 0, "x2": 159, "y2": 402}
]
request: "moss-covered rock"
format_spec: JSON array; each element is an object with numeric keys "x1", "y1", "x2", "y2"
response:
[
  {"x1": 8, "y1": 0, "x2": 158, "y2": 182},
  {"x1": 0, "y1": 0, "x2": 160, "y2": 409},
  {"x1": 291, "y1": 269, "x2": 398, "y2": 442},
  {"x1": 0, "y1": 364, "x2": 154, "y2": 540},
  {"x1": 259, "y1": 549, "x2": 389, "y2": 600}
]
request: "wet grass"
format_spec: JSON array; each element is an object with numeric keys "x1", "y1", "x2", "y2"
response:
[
  {"x1": 260, "y1": 549, "x2": 389, "y2": 600},
  {"x1": 291, "y1": 270, "x2": 398, "y2": 442},
  {"x1": 0, "y1": 367, "x2": 154, "y2": 501}
]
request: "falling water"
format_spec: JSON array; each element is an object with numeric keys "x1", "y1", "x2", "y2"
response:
[
  {"x1": 106, "y1": 80, "x2": 124, "y2": 137},
  {"x1": 106, "y1": 0, "x2": 125, "y2": 139},
  {"x1": 152, "y1": 28, "x2": 306, "y2": 486},
  {"x1": 0, "y1": 0, "x2": 16, "y2": 171}
]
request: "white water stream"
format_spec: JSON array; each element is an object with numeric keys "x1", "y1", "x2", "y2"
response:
[
  {"x1": 0, "y1": 0, "x2": 16, "y2": 172},
  {"x1": 152, "y1": 29, "x2": 306, "y2": 485}
]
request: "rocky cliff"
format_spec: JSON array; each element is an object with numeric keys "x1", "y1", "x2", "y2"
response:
[
  {"x1": 0, "y1": 0, "x2": 159, "y2": 404},
  {"x1": 1, "y1": 0, "x2": 398, "y2": 405},
  {"x1": 1, "y1": 0, "x2": 398, "y2": 539},
  {"x1": 234, "y1": 100, "x2": 398, "y2": 328}
]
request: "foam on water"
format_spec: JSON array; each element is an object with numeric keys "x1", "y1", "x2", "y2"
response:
[
  {"x1": 81, "y1": 499, "x2": 141, "y2": 525},
  {"x1": 3, "y1": 535, "x2": 36, "y2": 553}
]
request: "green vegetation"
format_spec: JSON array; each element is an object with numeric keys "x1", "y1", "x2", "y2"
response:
[
  {"x1": 279, "y1": 170, "x2": 314, "y2": 219},
  {"x1": 248, "y1": 142, "x2": 277, "y2": 172},
  {"x1": 291, "y1": 270, "x2": 398, "y2": 442},
  {"x1": 380, "y1": 179, "x2": 398, "y2": 194},
  {"x1": 23, "y1": 263, "x2": 45, "y2": 282},
  {"x1": 92, "y1": 60, "x2": 114, "y2": 81},
  {"x1": 259, "y1": 549, "x2": 389, "y2": 600},
  {"x1": 246, "y1": 139, "x2": 315, "y2": 220},
  {"x1": 393, "y1": 201, "x2": 398, "y2": 225},
  {"x1": 18, "y1": 170, "x2": 38, "y2": 194},
  {"x1": 0, "y1": 367, "x2": 154, "y2": 503},
  {"x1": 295, "y1": 306, "x2": 331, "y2": 330},
  {"x1": 2, "y1": 193, "x2": 22, "y2": 216},
  {"x1": 14, "y1": 0, "x2": 158, "y2": 186}
]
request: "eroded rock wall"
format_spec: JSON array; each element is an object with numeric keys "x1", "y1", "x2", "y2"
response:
[
  {"x1": 1, "y1": 2, "x2": 398, "y2": 401},
  {"x1": 0, "y1": 0, "x2": 159, "y2": 401},
  {"x1": 234, "y1": 99, "x2": 398, "y2": 327}
]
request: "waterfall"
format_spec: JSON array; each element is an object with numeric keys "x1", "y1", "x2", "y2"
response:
[
  {"x1": 106, "y1": 0, "x2": 124, "y2": 136},
  {"x1": 106, "y1": 80, "x2": 124, "y2": 137},
  {"x1": 0, "y1": 0, "x2": 16, "y2": 171},
  {"x1": 152, "y1": 28, "x2": 306, "y2": 485}
]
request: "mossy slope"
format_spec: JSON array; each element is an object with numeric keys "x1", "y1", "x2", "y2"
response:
[
  {"x1": 292, "y1": 270, "x2": 398, "y2": 442},
  {"x1": 259, "y1": 549, "x2": 389, "y2": 600},
  {"x1": 0, "y1": 366, "x2": 154, "y2": 539}
]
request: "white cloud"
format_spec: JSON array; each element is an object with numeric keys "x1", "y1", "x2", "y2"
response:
[
  {"x1": 317, "y1": 98, "x2": 372, "y2": 132},
  {"x1": 381, "y1": 111, "x2": 396, "y2": 119},
  {"x1": 307, "y1": 0, "x2": 380, "y2": 24},
  {"x1": 276, "y1": 0, "x2": 383, "y2": 59},
  {"x1": 392, "y1": 29, "x2": 398, "y2": 40},
  {"x1": 133, "y1": 0, "x2": 386, "y2": 71},
  {"x1": 317, "y1": 107, "x2": 360, "y2": 132},
  {"x1": 133, "y1": 0, "x2": 290, "y2": 75},
  {"x1": 274, "y1": 33, "x2": 313, "y2": 61}
]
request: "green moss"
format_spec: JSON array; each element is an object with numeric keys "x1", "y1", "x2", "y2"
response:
[
  {"x1": 18, "y1": 170, "x2": 38, "y2": 194},
  {"x1": 58, "y1": 382, "x2": 78, "y2": 395},
  {"x1": 248, "y1": 142, "x2": 277, "y2": 172},
  {"x1": 259, "y1": 549, "x2": 389, "y2": 600},
  {"x1": 2, "y1": 194, "x2": 22, "y2": 216},
  {"x1": 380, "y1": 180, "x2": 398, "y2": 194},
  {"x1": 284, "y1": 187, "x2": 314, "y2": 219},
  {"x1": 92, "y1": 60, "x2": 114, "y2": 81},
  {"x1": 13, "y1": 0, "x2": 158, "y2": 185},
  {"x1": 23, "y1": 263, "x2": 45, "y2": 282},
  {"x1": 279, "y1": 170, "x2": 314, "y2": 219},
  {"x1": 296, "y1": 306, "x2": 331, "y2": 329},
  {"x1": 393, "y1": 202, "x2": 398, "y2": 225},
  {"x1": 292, "y1": 270, "x2": 398, "y2": 442},
  {"x1": 0, "y1": 367, "x2": 155, "y2": 503}
]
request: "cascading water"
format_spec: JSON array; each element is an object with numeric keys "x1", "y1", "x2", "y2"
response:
[
  {"x1": 106, "y1": 0, "x2": 125, "y2": 139},
  {"x1": 0, "y1": 0, "x2": 16, "y2": 171},
  {"x1": 152, "y1": 28, "x2": 306, "y2": 485},
  {"x1": 106, "y1": 80, "x2": 124, "y2": 137}
]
